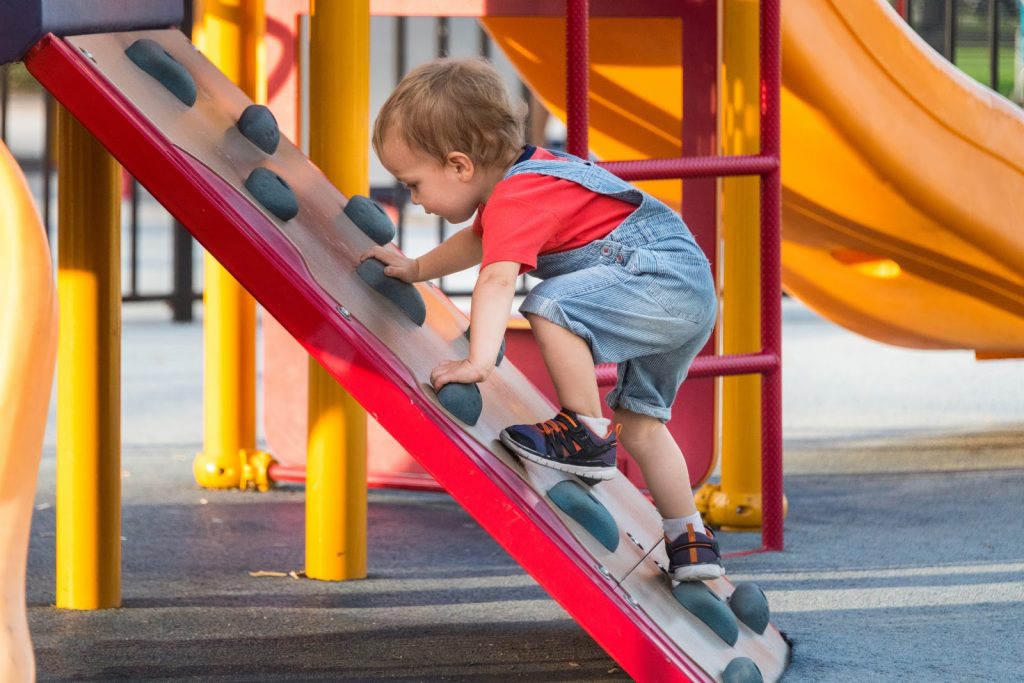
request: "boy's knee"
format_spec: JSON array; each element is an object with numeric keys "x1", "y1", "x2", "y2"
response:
[{"x1": 613, "y1": 407, "x2": 662, "y2": 440}]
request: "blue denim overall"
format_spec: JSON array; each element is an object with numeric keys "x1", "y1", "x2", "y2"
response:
[{"x1": 510, "y1": 150, "x2": 717, "y2": 421}]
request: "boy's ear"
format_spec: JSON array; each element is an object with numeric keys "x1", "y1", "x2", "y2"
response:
[{"x1": 446, "y1": 151, "x2": 475, "y2": 180}]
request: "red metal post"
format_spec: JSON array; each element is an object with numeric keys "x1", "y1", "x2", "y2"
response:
[
  {"x1": 565, "y1": 0, "x2": 588, "y2": 157},
  {"x1": 759, "y1": 0, "x2": 784, "y2": 551},
  {"x1": 678, "y1": 0, "x2": 718, "y2": 498}
]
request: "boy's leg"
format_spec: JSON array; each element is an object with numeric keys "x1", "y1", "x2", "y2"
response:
[
  {"x1": 615, "y1": 407, "x2": 723, "y2": 581},
  {"x1": 613, "y1": 408, "x2": 696, "y2": 518},
  {"x1": 526, "y1": 313, "x2": 603, "y2": 419},
  {"x1": 498, "y1": 314, "x2": 617, "y2": 479}
]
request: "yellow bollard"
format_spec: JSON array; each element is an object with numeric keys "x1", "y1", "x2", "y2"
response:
[
  {"x1": 304, "y1": 0, "x2": 369, "y2": 581},
  {"x1": 55, "y1": 106, "x2": 122, "y2": 609},
  {"x1": 696, "y1": 0, "x2": 771, "y2": 529},
  {"x1": 192, "y1": 0, "x2": 269, "y2": 489},
  {"x1": 0, "y1": 140, "x2": 57, "y2": 682}
]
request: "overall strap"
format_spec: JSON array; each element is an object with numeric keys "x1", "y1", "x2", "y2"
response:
[{"x1": 504, "y1": 147, "x2": 643, "y2": 207}]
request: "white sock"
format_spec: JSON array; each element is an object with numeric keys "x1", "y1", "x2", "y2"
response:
[
  {"x1": 577, "y1": 413, "x2": 611, "y2": 437},
  {"x1": 663, "y1": 512, "x2": 706, "y2": 540}
]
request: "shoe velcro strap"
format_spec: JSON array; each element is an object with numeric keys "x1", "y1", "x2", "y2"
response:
[{"x1": 672, "y1": 541, "x2": 715, "y2": 551}]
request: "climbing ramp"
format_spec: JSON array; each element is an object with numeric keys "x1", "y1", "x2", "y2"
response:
[{"x1": 23, "y1": 29, "x2": 789, "y2": 681}]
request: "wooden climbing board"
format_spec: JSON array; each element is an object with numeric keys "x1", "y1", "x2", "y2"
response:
[{"x1": 25, "y1": 29, "x2": 789, "y2": 682}]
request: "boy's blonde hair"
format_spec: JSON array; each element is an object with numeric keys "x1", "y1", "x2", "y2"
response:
[{"x1": 373, "y1": 57, "x2": 524, "y2": 169}]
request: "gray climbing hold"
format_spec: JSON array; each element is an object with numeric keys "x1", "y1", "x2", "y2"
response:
[
  {"x1": 436, "y1": 382, "x2": 482, "y2": 426},
  {"x1": 125, "y1": 39, "x2": 196, "y2": 107},
  {"x1": 344, "y1": 195, "x2": 396, "y2": 245},
  {"x1": 671, "y1": 582, "x2": 739, "y2": 645},
  {"x1": 356, "y1": 258, "x2": 426, "y2": 326},
  {"x1": 729, "y1": 582, "x2": 770, "y2": 635},
  {"x1": 547, "y1": 480, "x2": 619, "y2": 551},
  {"x1": 237, "y1": 104, "x2": 280, "y2": 155},
  {"x1": 464, "y1": 325, "x2": 505, "y2": 366},
  {"x1": 722, "y1": 657, "x2": 763, "y2": 683},
  {"x1": 245, "y1": 168, "x2": 299, "y2": 221}
]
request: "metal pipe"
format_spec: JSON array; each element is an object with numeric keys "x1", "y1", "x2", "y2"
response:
[
  {"x1": 1, "y1": 65, "x2": 8, "y2": 141},
  {"x1": 129, "y1": 178, "x2": 140, "y2": 297},
  {"x1": 171, "y1": 221, "x2": 194, "y2": 321},
  {"x1": 43, "y1": 94, "x2": 53, "y2": 239},
  {"x1": 759, "y1": 0, "x2": 784, "y2": 552},
  {"x1": 306, "y1": 0, "x2": 370, "y2": 582},
  {"x1": 944, "y1": 0, "x2": 957, "y2": 62},
  {"x1": 565, "y1": 0, "x2": 588, "y2": 157},
  {"x1": 595, "y1": 352, "x2": 780, "y2": 386},
  {"x1": 989, "y1": 0, "x2": 1000, "y2": 91},
  {"x1": 600, "y1": 154, "x2": 779, "y2": 181},
  {"x1": 55, "y1": 105, "x2": 122, "y2": 609},
  {"x1": 394, "y1": 16, "x2": 406, "y2": 249},
  {"x1": 192, "y1": 0, "x2": 265, "y2": 490},
  {"x1": 437, "y1": 16, "x2": 449, "y2": 57}
]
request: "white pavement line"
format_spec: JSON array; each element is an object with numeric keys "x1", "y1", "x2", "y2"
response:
[
  {"x1": 729, "y1": 561, "x2": 1024, "y2": 584},
  {"x1": 765, "y1": 580, "x2": 1024, "y2": 613}
]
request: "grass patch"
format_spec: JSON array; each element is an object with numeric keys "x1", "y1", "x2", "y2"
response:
[{"x1": 954, "y1": 45, "x2": 1018, "y2": 96}]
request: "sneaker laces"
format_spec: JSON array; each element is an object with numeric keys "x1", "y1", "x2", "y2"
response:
[{"x1": 534, "y1": 411, "x2": 618, "y2": 459}]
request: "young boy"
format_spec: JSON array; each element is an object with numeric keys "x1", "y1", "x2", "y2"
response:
[{"x1": 361, "y1": 58, "x2": 722, "y2": 581}]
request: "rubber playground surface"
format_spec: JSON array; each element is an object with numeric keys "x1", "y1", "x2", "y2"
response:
[{"x1": 25, "y1": 299, "x2": 1024, "y2": 682}]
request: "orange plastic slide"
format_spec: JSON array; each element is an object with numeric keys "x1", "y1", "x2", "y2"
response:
[
  {"x1": 483, "y1": 0, "x2": 1024, "y2": 353},
  {"x1": 0, "y1": 141, "x2": 58, "y2": 681}
]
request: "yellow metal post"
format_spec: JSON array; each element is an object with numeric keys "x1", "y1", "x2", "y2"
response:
[
  {"x1": 192, "y1": 0, "x2": 268, "y2": 488},
  {"x1": 305, "y1": 0, "x2": 369, "y2": 581},
  {"x1": 697, "y1": 0, "x2": 766, "y2": 529},
  {"x1": 55, "y1": 106, "x2": 122, "y2": 609}
]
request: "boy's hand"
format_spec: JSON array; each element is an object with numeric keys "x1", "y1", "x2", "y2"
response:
[
  {"x1": 359, "y1": 246, "x2": 419, "y2": 282},
  {"x1": 431, "y1": 358, "x2": 491, "y2": 390}
]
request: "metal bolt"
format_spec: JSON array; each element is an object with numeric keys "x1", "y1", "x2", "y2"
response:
[
  {"x1": 627, "y1": 596, "x2": 641, "y2": 608},
  {"x1": 336, "y1": 305, "x2": 351, "y2": 320},
  {"x1": 80, "y1": 48, "x2": 96, "y2": 63},
  {"x1": 597, "y1": 565, "x2": 612, "y2": 579},
  {"x1": 625, "y1": 531, "x2": 644, "y2": 550}
]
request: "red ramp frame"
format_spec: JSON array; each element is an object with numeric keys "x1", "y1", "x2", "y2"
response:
[{"x1": 26, "y1": 30, "x2": 787, "y2": 682}]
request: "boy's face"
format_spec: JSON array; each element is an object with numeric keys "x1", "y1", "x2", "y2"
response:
[{"x1": 379, "y1": 132, "x2": 484, "y2": 224}]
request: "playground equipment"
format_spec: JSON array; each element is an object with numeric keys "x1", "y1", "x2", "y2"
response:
[
  {"x1": 0, "y1": 140, "x2": 57, "y2": 682},
  {"x1": 4, "y1": 0, "x2": 1020, "y2": 678},
  {"x1": 342, "y1": 0, "x2": 1024, "y2": 529},
  {"x1": 265, "y1": 0, "x2": 774, "y2": 535},
  {"x1": 5, "y1": 0, "x2": 790, "y2": 676},
  {"x1": 482, "y1": 1, "x2": 1024, "y2": 352}
]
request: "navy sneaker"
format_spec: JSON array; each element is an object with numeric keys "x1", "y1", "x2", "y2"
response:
[
  {"x1": 500, "y1": 409, "x2": 619, "y2": 480},
  {"x1": 667, "y1": 525, "x2": 725, "y2": 581}
]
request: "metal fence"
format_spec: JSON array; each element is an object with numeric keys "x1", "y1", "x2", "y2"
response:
[
  {"x1": 1, "y1": 1, "x2": 1019, "y2": 321},
  {"x1": 898, "y1": 0, "x2": 1021, "y2": 93}
]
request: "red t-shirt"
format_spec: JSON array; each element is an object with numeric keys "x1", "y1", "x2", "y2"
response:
[{"x1": 471, "y1": 147, "x2": 635, "y2": 273}]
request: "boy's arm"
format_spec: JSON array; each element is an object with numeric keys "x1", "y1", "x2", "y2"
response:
[
  {"x1": 430, "y1": 260, "x2": 520, "y2": 389},
  {"x1": 416, "y1": 226, "x2": 483, "y2": 281},
  {"x1": 360, "y1": 226, "x2": 482, "y2": 283}
]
